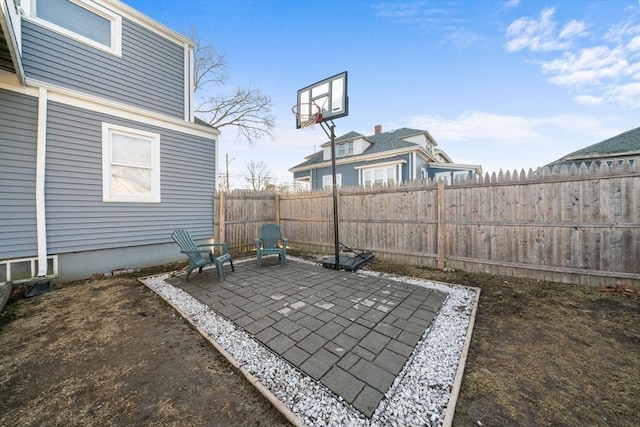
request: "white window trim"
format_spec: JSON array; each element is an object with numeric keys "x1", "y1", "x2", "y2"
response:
[
  {"x1": 322, "y1": 173, "x2": 342, "y2": 189},
  {"x1": 23, "y1": 0, "x2": 123, "y2": 57},
  {"x1": 102, "y1": 123, "x2": 161, "y2": 203},
  {"x1": 357, "y1": 161, "x2": 403, "y2": 187},
  {"x1": 434, "y1": 171, "x2": 452, "y2": 185},
  {"x1": 0, "y1": 255, "x2": 59, "y2": 283},
  {"x1": 336, "y1": 141, "x2": 353, "y2": 157}
]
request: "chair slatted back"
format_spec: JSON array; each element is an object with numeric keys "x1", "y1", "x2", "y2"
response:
[
  {"x1": 259, "y1": 224, "x2": 282, "y2": 249},
  {"x1": 171, "y1": 229, "x2": 202, "y2": 263}
]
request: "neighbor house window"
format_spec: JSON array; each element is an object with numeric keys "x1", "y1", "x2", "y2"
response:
[
  {"x1": 26, "y1": 0, "x2": 122, "y2": 55},
  {"x1": 102, "y1": 123, "x2": 161, "y2": 203},
  {"x1": 363, "y1": 166, "x2": 396, "y2": 187},
  {"x1": 323, "y1": 174, "x2": 342, "y2": 190},
  {"x1": 337, "y1": 141, "x2": 353, "y2": 157},
  {"x1": 453, "y1": 171, "x2": 470, "y2": 183},
  {"x1": 434, "y1": 171, "x2": 452, "y2": 185}
]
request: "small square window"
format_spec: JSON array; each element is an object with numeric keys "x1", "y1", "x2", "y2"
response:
[
  {"x1": 323, "y1": 174, "x2": 341, "y2": 190},
  {"x1": 102, "y1": 123, "x2": 161, "y2": 203}
]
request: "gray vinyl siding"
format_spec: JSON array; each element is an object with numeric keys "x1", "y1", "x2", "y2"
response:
[
  {"x1": 415, "y1": 154, "x2": 429, "y2": 180},
  {"x1": 312, "y1": 165, "x2": 359, "y2": 190},
  {"x1": 44, "y1": 101, "x2": 215, "y2": 254},
  {"x1": 293, "y1": 170, "x2": 309, "y2": 181},
  {"x1": 21, "y1": 18, "x2": 185, "y2": 118},
  {"x1": 0, "y1": 89, "x2": 39, "y2": 259},
  {"x1": 400, "y1": 154, "x2": 411, "y2": 181}
]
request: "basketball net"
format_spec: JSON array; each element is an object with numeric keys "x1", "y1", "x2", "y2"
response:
[{"x1": 293, "y1": 102, "x2": 323, "y2": 129}]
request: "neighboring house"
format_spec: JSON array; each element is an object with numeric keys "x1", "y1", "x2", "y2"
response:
[
  {"x1": 545, "y1": 126, "x2": 640, "y2": 169},
  {"x1": 289, "y1": 125, "x2": 481, "y2": 190},
  {"x1": 0, "y1": 0, "x2": 220, "y2": 283}
]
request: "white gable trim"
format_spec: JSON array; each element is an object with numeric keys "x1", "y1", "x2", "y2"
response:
[
  {"x1": 14, "y1": 78, "x2": 219, "y2": 139},
  {"x1": 290, "y1": 146, "x2": 425, "y2": 173},
  {"x1": 102, "y1": 0, "x2": 194, "y2": 47}
]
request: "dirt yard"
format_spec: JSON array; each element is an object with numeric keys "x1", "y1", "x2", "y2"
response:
[{"x1": 1, "y1": 256, "x2": 638, "y2": 427}]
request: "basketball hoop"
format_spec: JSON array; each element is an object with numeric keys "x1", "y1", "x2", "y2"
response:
[{"x1": 292, "y1": 102, "x2": 323, "y2": 129}]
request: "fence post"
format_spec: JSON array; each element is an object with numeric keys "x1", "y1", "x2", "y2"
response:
[
  {"x1": 219, "y1": 191, "x2": 226, "y2": 243},
  {"x1": 437, "y1": 180, "x2": 445, "y2": 269},
  {"x1": 275, "y1": 193, "x2": 280, "y2": 225}
]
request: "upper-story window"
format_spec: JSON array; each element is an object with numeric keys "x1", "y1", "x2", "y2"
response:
[
  {"x1": 337, "y1": 141, "x2": 353, "y2": 157},
  {"x1": 25, "y1": 0, "x2": 122, "y2": 56}
]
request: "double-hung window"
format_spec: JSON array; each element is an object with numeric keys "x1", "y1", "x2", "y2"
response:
[
  {"x1": 25, "y1": 0, "x2": 122, "y2": 56},
  {"x1": 363, "y1": 166, "x2": 396, "y2": 187},
  {"x1": 323, "y1": 174, "x2": 342, "y2": 190},
  {"x1": 337, "y1": 141, "x2": 353, "y2": 157},
  {"x1": 102, "y1": 123, "x2": 161, "y2": 203}
]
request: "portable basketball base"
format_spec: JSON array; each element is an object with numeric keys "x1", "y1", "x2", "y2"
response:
[{"x1": 295, "y1": 72, "x2": 373, "y2": 271}]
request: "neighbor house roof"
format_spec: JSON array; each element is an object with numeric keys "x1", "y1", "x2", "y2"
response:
[
  {"x1": 546, "y1": 126, "x2": 640, "y2": 168},
  {"x1": 290, "y1": 127, "x2": 433, "y2": 170}
]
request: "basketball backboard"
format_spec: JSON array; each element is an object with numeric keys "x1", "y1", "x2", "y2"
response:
[{"x1": 295, "y1": 71, "x2": 348, "y2": 129}]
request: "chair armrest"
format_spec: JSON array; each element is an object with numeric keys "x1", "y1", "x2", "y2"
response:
[
  {"x1": 281, "y1": 238, "x2": 288, "y2": 247},
  {"x1": 180, "y1": 249, "x2": 214, "y2": 255},
  {"x1": 254, "y1": 238, "x2": 262, "y2": 249},
  {"x1": 197, "y1": 243, "x2": 230, "y2": 255}
]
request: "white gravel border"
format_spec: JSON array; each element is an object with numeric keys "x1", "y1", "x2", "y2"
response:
[{"x1": 140, "y1": 257, "x2": 480, "y2": 427}]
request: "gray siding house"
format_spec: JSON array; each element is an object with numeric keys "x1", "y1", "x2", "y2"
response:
[
  {"x1": 545, "y1": 126, "x2": 640, "y2": 170},
  {"x1": 0, "y1": 0, "x2": 220, "y2": 283},
  {"x1": 290, "y1": 125, "x2": 481, "y2": 190}
]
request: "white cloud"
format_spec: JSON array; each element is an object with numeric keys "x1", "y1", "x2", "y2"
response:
[
  {"x1": 505, "y1": 8, "x2": 585, "y2": 52},
  {"x1": 446, "y1": 28, "x2": 479, "y2": 48},
  {"x1": 559, "y1": 20, "x2": 587, "y2": 39},
  {"x1": 574, "y1": 94, "x2": 604, "y2": 106},
  {"x1": 605, "y1": 82, "x2": 640, "y2": 108},
  {"x1": 404, "y1": 111, "x2": 624, "y2": 174},
  {"x1": 371, "y1": 1, "x2": 479, "y2": 48},
  {"x1": 543, "y1": 46, "x2": 632, "y2": 87},
  {"x1": 371, "y1": 2, "x2": 449, "y2": 24},
  {"x1": 407, "y1": 112, "x2": 541, "y2": 144},
  {"x1": 506, "y1": 8, "x2": 640, "y2": 109}
]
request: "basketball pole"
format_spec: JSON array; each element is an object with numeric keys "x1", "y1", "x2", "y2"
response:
[{"x1": 320, "y1": 119, "x2": 340, "y2": 270}]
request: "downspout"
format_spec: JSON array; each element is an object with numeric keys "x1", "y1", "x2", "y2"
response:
[
  {"x1": 183, "y1": 41, "x2": 190, "y2": 122},
  {"x1": 36, "y1": 88, "x2": 48, "y2": 276}
]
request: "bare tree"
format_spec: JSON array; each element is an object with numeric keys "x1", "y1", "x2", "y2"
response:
[
  {"x1": 244, "y1": 161, "x2": 272, "y2": 191},
  {"x1": 191, "y1": 28, "x2": 275, "y2": 143}
]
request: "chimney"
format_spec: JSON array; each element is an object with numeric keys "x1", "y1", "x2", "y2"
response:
[{"x1": 374, "y1": 124, "x2": 382, "y2": 135}]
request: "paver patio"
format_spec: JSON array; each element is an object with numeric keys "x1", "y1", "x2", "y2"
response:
[{"x1": 166, "y1": 256, "x2": 447, "y2": 418}]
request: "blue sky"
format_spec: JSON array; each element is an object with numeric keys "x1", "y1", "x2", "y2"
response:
[{"x1": 123, "y1": 0, "x2": 640, "y2": 188}]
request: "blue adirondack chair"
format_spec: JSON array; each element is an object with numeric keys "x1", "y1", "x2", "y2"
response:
[
  {"x1": 171, "y1": 229, "x2": 234, "y2": 281},
  {"x1": 254, "y1": 224, "x2": 287, "y2": 267}
]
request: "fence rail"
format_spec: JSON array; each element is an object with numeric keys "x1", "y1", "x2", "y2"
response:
[{"x1": 214, "y1": 158, "x2": 640, "y2": 287}]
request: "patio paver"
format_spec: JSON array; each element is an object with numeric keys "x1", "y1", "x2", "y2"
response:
[{"x1": 167, "y1": 256, "x2": 446, "y2": 418}]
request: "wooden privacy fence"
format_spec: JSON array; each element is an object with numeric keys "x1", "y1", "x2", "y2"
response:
[{"x1": 214, "y1": 159, "x2": 640, "y2": 287}]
